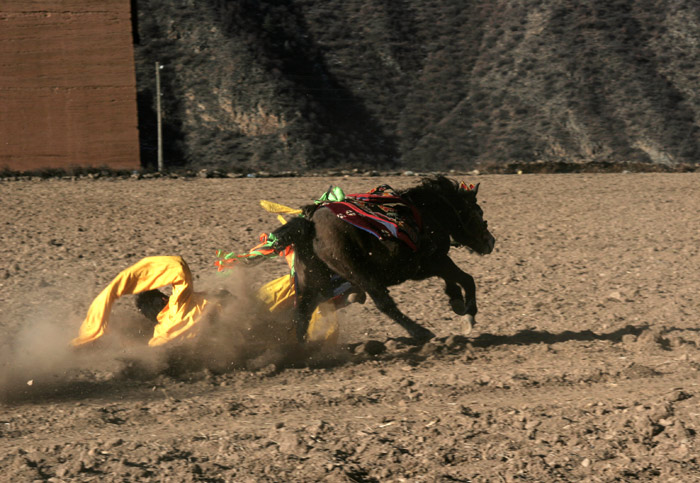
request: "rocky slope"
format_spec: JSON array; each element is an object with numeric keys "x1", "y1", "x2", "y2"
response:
[{"x1": 133, "y1": 0, "x2": 700, "y2": 172}]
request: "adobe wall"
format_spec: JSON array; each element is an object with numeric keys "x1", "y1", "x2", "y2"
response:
[{"x1": 0, "y1": 1, "x2": 140, "y2": 171}]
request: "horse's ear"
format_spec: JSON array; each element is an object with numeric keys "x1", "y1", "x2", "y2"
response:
[{"x1": 459, "y1": 181, "x2": 479, "y2": 196}]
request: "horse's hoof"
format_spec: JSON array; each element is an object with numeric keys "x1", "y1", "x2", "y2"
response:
[
  {"x1": 347, "y1": 291, "x2": 366, "y2": 305},
  {"x1": 462, "y1": 314, "x2": 475, "y2": 336},
  {"x1": 450, "y1": 298, "x2": 467, "y2": 315},
  {"x1": 411, "y1": 326, "x2": 436, "y2": 343}
]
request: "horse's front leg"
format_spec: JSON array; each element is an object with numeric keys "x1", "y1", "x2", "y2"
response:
[{"x1": 432, "y1": 257, "x2": 478, "y2": 336}]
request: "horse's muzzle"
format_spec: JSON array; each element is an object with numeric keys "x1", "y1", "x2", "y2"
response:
[{"x1": 481, "y1": 232, "x2": 495, "y2": 254}]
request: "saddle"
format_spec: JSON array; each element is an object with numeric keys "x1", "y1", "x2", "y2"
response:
[{"x1": 320, "y1": 184, "x2": 422, "y2": 250}]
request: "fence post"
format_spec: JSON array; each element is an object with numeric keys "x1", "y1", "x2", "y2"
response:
[{"x1": 155, "y1": 61, "x2": 164, "y2": 172}]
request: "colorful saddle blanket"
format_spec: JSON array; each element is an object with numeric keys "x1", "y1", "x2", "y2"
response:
[{"x1": 321, "y1": 185, "x2": 422, "y2": 250}]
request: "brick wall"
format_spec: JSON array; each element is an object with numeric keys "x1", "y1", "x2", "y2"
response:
[{"x1": 0, "y1": 0, "x2": 140, "y2": 171}]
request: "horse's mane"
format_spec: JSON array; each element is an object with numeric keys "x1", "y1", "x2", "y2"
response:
[{"x1": 399, "y1": 175, "x2": 463, "y2": 206}]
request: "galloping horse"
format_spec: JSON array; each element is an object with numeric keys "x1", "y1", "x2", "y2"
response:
[{"x1": 272, "y1": 176, "x2": 495, "y2": 343}]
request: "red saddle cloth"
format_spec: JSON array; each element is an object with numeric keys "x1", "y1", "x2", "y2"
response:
[{"x1": 321, "y1": 185, "x2": 422, "y2": 250}]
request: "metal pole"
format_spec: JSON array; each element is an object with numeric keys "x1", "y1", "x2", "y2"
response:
[{"x1": 155, "y1": 61, "x2": 163, "y2": 172}]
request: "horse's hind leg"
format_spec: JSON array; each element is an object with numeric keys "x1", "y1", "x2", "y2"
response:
[
  {"x1": 293, "y1": 282, "x2": 363, "y2": 342},
  {"x1": 291, "y1": 257, "x2": 337, "y2": 343},
  {"x1": 366, "y1": 287, "x2": 435, "y2": 342},
  {"x1": 292, "y1": 292, "x2": 320, "y2": 343}
]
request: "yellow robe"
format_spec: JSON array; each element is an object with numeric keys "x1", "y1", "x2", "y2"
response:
[
  {"x1": 71, "y1": 256, "x2": 210, "y2": 347},
  {"x1": 71, "y1": 256, "x2": 338, "y2": 348}
]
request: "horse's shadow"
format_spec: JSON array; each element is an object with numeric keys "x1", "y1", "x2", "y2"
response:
[
  {"x1": 292, "y1": 323, "x2": 653, "y2": 370},
  {"x1": 343, "y1": 323, "x2": 653, "y2": 368},
  {"x1": 463, "y1": 323, "x2": 650, "y2": 349}
]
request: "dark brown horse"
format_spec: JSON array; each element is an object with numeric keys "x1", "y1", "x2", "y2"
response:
[{"x1": 272, "y1": 176, "x2": 495, "y2": 343}]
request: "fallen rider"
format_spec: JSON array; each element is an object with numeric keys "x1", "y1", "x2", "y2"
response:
[{"x1": 70, "y1": 254, "x2": 349, "y2": 349}]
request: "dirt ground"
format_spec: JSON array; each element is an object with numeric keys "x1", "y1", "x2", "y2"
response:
[{"x1": 1, "y1": 173, "x2": 699, "y2": 482}]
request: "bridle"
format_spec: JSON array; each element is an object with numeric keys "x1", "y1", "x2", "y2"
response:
[
  {"x1": 411, "y1": 190, "x2": 478, "y2": 249},
  {"x1": 436, "y1": 192, "x2": 478, "y2": 247},
  {"x1": 402, "y1": 180, "x2": 484, "y2": 250}
]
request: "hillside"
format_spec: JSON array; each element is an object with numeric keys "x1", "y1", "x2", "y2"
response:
[{"x1": 133, "y1": 0, "x2": 700, "y2": 172}]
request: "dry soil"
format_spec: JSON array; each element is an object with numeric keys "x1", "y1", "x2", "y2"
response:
[{"x1": 1, "y1": 173, "x2": 699, "y2": 482}]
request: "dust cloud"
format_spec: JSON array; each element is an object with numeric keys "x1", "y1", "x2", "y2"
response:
[
  {"x1": 0, "y1": 302, "x2": 165, "y2": 402},
  {"x1": 0, "y1": 266, "x2": 335, "y2": 402}
]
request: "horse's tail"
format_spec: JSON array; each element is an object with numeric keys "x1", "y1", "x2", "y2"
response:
[{"x1": 271, "y1": 215, "x2": 315, "y2": 253}]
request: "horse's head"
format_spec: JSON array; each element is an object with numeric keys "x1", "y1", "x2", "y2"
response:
[
  {"x1": 452, "y1": 182, "x2": 495, "y2": 254},
  {"x1": 430, "y1": 178, "x2": 494, "y2": 254},
  {"x1": 403, "y1": 176, "x2": 495, "y2": 254}
]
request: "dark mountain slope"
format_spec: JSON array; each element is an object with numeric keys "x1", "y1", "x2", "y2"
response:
[{"x1": 133, "y1": 0, "x2": 700, "y2": 172}]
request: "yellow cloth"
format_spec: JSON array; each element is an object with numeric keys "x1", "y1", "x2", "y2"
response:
[
  {"x1": 257, "y1": 274, "x2": 297, "y2": 313},
  {"x1": 72, "y1": 256, "x2": 338, "y2": 348},
  {"x1": 308, "y1": 301, "x2": 339, "y2": 344},
  {"x1": 256, "y1": 275, "x2": 339, "y2": 344},
  {"x1": 71, "y1": 256, "x2": 211, "y2": 348},
  {"x1": 260, "y1": 200, "x2": 303, "y2": 216},
  {"x1": 260, "y1": 200, "x2": 303, "y2": 225}
]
